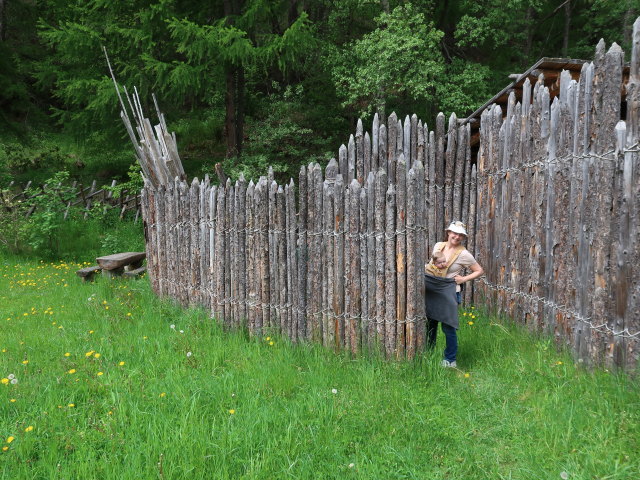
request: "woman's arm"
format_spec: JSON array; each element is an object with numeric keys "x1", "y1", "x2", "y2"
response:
[{"x1": 454, "y1": 262, "x2": 484, "y2": 285}]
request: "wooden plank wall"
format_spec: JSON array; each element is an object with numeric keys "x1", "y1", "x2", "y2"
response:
[
  {"x1": 140, "y1": 113, "x2": 476, "y2": 359},
  {"x1": 475, "y1": 29, "x2": 640, "y2": 369}
]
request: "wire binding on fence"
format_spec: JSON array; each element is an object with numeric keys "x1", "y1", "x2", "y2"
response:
[
  {"x1": 479, "y1": 144, "x2": 640, "y2": 178},
  {"x1": 480, "y1": 277, "x2": 640, "y2": 340},
  {"x1": 150, "y1": 223, "x2": 430, "y2": 239},
  {"x1": 158, "y1": 278, "x2": 425, "y2": 326}
]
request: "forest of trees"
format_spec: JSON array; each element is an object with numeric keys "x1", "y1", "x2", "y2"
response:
[{"x1": 0, "y1": 0, "x2": 637, "y2": 184}]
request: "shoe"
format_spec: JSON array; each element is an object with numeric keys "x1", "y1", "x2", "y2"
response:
[{"x1": 441, "y1": 360, "x2": 457, "y2": 368}]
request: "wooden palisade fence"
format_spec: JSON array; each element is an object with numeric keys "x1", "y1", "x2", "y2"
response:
[
  {"x1": 475, "y1": 24, "x2": 640, "y2": 369},
  {"x1": 134, "y1": 109, "x2": 475, "y2": 359},
  {"x1": 116, "y1": 22, "x2": 640, "y2": 368}
]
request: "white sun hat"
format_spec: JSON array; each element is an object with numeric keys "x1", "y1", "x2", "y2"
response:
[{"x1": 446, "y1": 221, "x2": 468, "y2": 236}]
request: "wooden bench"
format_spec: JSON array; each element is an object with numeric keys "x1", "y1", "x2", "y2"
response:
[
  {"x1": 76, "y1": 265, "x2": 102, "y2": 282},
  {"x1": 123, "y1": 265, "x2": 147, "y2": 279},
  {"x1": 76, "y1": 252, "x2": 146, "y2": 280},
  {"x1": 96, "y1": 252, "x2": 146, "y2": 278}
]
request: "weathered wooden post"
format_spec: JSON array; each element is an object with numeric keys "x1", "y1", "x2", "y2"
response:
[{"x1": 384, "y1": 182, "x2": 396, "y2": 357}]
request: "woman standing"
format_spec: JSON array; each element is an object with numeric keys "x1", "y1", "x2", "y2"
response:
[{"x1": 425, "y1": 221, "x2": 483, "y2": 367}]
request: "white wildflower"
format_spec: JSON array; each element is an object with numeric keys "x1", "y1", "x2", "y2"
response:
[
  {"x1": 170, "y1": 324, "x2": 175, "y2": 330},
  {"x1": 186, "y1": 352, "x2": 192, "y2": 357},
  {"x1": 331, "y1": 388, "x2": 338, "y2": 394}
]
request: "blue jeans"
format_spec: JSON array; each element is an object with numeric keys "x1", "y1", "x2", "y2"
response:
[{"x1": 427, "y1": 319, "x2": 458, "y2": 363}]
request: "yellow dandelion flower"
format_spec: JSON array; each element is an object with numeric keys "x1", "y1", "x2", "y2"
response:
[
  {"x1": 6, "y1": 437, "x2": 14, "y2": 444},
  {"x1": 2, "y1": 446, "x2": 7, "y2": 452},
  {"x1": 68, "y1": 403, "x2": 75, "y2": 408},
  {"x1": 58, "y1": 326, "x2": 63, "y2": 329},
  {"x1": 468, "y1": 321, "x2": 474, "y2": 326},
  {"x1": 464, "y1": 373, "x2": 471, "y2": 378},
  {"x1": 127, "y1": 313, "x2": 132, "y2": 317},
  {"x1": 228, "y1": 409, "x2": 235, "y2": 415},
  {"x1": 108, "y1": 411, "x2": 113, "y2": 415},
  {"x1": 118, "y1": 361, "x2": 125, "y2": 366},
  {"x1": 463, "y1": 312, "x2": 468, "y2": 316},
  {"x1": 9, "y1": 399, "x2": 16, "y2": 403},
  {"x1": 52, "y1": 321, "x2": 56, "y2": 325},
  {"x1": 269, "y1": 341, "x2": 274, "y2": 346},
  {"x1": 556, "y1": 361, "x2": 563, "y2": 365},
  {"x1": 93, "y1": 353, "x2": 100, "y2": 359},
  {"x1": 97, "y1": 372, "x2": 104, "y2": 376},
  {"x1": 85, "y1": 350, "x2": 95, "y2": 357},
  {"x1": 64, "y1": 352, "x2": 70, "y2": 357},
  {"x1": 1, "y1": 349, "x2": 6, "y2": 353},
  {"x1": 89, "y1": 330, "x2": 94, "y2": 334},
  {"x1": 1, "y1": 378, "x2": 8, "y2": 385},
  {"x1": 21, "y1": 360, "x2": 29, "y2": 365},
  {"x1": 159, "y1": 392, "x2": 166, "y2": 398},
  {"x1": 68, "y1": 369, "x2": 76, "y2": 374},
  {"x1": 24, "y1": 426, "x2": 33, "y2": 433},
  {"x1": 266, "y1": 337, "x2": 271, "y2": 341}
]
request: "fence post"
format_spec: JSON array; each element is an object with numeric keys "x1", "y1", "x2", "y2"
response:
[{"x1": 384, "y1": 182, "x2": 396, "y2": 358}]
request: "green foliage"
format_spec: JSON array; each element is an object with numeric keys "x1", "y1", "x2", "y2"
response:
[
  {"x1": 221, "y1": 82, "x2": 334, "y2": 183},
  {"x1": 330, "y1": 4, "x2": 446, "y2": 118},
  {"x1": 454, "y1": 0, "x2": 545, "y2": 51},
  {"x1": 0, "y1": 142, "x2": 69, "y2": 180},
  {"x1": 104, "y1": 163, "x2": 144, "y2": 200},
  {"x1": 569, "y1": 0, "x2": 640, "y2": 60},
  {"x1": 2, "y1": 0, "x2": 638, "y2": 186},
  {"x1": 17, "y1": 171, "x2": 76, "y2": 256},
  {"x1": 0, "y1": 133, "x2": 134, "y2": 186},
  {"x1": 0, "y1": 0, "x2": 47, "y2": 132},
  {"x1": 435, "y1": 59, "x2": 493, "y2": 118}
]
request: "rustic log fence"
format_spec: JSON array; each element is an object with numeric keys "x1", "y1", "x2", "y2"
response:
[
  {"x1": 136, "y1": 110, "x2": 474, "y2": 359},
  {"x1": 474, "y1": 28, "x2": 640, "y2": 369},
  {"x1": 0, "y1": 179, "x2": 141, "y2": 220},
  {"x1": 115, "y1": 23, "x2": 640, "y2": 368}
]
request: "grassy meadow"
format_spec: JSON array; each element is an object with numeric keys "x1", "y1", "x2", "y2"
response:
[{"x1": 1, "y1": 255, "x2": 639, "y2": 479}]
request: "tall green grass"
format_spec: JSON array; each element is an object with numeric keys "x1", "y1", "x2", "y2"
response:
[{"x1": 1, "y1": 256, "x2": 638, "y2": 479}]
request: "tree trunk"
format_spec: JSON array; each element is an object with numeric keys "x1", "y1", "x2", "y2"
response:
[
  {"x1": 223, "y1": 0, "x2": 245, "y2": 158},
  {"x1": 524, "y1": 6, "x2": 534, "y2": 60},
  {"x1": 624, "y1": 1, "x2": 637, "y2": 47},
  {"x1": 562, "y1": 0, "x2": 571, "y2": 57},
  {"x1": 0, "y1": 0, "x2": 6, "y2": 42},
  {"x1": 236, "y1": 65, "x2": 245, "y2": 155},
  {"x1": 225, "y1": 68, "x2": 238, "y2": 158}
]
